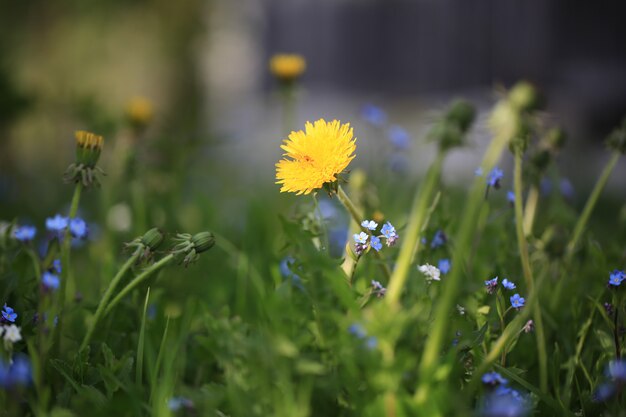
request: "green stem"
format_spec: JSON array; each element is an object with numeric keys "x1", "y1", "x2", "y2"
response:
[
  {"x1": 103, "y1": 254, "x2": 175, "y2": 317},
  {"x1": 414, "y1": 129, "x2": 510, "y2": 407},
  {"x1": 522, "y1": 186, "x2": 539, "y2": 236},
  {"x1": 337, "y1": 185, "x2": 391, "y2": 280},
  {"x1": 514, "y1": 151, "x2": 548, "y2": 392},
  {"x1": 386, "y1": 153, "x2": 444, "y2": 308},
  {"x1": 567, "y1": 152, "x2": 620, "y2": 256},
  {"x1": 312, "y1": 193, "x2": 329, "y2": 253},
  {"x1": 80, "y1": 248, "x2": 142, "y2": 351}
]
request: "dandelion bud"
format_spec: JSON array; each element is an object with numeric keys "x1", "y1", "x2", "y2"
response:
[
  {"x1": 191, "y1": 231, "x2": 215, "y2": 254},
  {"x1": 64, "y1": 130, "x2": 105, "y2": 187},
  {"x1": 445, "y1": 99, "x2": 476, "y2": 133},
  {"x1": 141, "y1": 228, "x2": 165, "y2": 251},
  {"x1": 606, "y1": 117, "x2": 626, "y2": 154},
  {"x1": 543, "y1": 128, "x2": 567, "y2": 151},
  {"x1": 75, "y1": 130, "x2": 104, "y2": 168},
  {"x1": 508, "y1": 81, "x2": 541, "y2": 112}
]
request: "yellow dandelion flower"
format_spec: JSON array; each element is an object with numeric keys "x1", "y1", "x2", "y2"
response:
[
  {"x1": 276, "y1": 119, "x2": 356, "y2": 195},
  {"x1": 269, "y1": 54, "x2": 306, "y2": 82},
  {"x1": 126, "y1": 96, "x2": 153, "y2": 128}
]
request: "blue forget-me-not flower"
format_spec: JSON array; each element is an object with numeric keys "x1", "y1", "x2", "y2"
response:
[
  {"x1": 13, "y1": 225, "x2": 36, "y2": 242},
  {"x1": 510, "y1": 294, "x2": 525, "y2": 309}
]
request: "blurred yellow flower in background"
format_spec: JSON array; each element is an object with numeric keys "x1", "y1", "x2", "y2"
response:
[
  {"x1": 269, "y1": 54, "x2": 306, "y2": 82},
  {"x1": 276, "y1": 119, "x2": 356, "y2": 195},
  {"x1": 125, "y1": 96, "x2": 153, "y2": 129}
]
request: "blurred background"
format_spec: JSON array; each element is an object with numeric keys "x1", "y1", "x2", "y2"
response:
[{"x1": 1, "y1": 0, "x2": 625, "y2": 223}]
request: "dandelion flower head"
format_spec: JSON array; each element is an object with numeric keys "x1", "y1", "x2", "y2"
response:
[
  {"x1": 276, "y1": 119, "x2": 356, "y2": 195},
  {"x1": 269, "y1": 54, "x2": 306, "y2": 81}
]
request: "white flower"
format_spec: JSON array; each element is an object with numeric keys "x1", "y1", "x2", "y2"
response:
[
  {"x1": 418, "y1": 263, "x2": 441, "y2": 281},
  {"x1": 360, "y1": 220, "x2": 378, "y2": 231},
  {"x1": 3, "y1": 324, "x2": 22, "y2": 343},
  {"x1": 456, "y1": 304, "x2": 466, "y2": 315}
]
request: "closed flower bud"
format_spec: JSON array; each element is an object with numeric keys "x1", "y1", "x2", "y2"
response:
[
  {"x1": 544, "y1": 128, "x2": 567, "y2": 151},
  {"x1": 606, "y1": 118, "x2": 626, "y2": 154},
  {"x1": 141, "y1": 228, "x2": 165, "y2": 251},
  {"x1": 445, "y1": 99, "x2": 476, "y2": 133},
  {"x1": 64, "y1": 130, "x2": 105, "y2": 187},
  {"x1": 508, "y1": 81, "x2": 541, "y2": 112},
  {"x1": 126, "y1": 97, "x2": 153, "y2": 131},
  {"x1": 269, "y1": 54, "x2": 306, "y2": 84},
  {"x1": 191, "y1": 231, "x2": 215, "y2": 253}
]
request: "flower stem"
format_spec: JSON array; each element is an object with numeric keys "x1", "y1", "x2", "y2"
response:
[
  {"x1": 80, "y1": 248, "x2": 142, "y2": 351},
  {"x1": 513, "y1": 150, "x2": 548, "y2": 392},
  {"x1": 567, "y1": 151, "x2": 621, "y2": 256},
  {"x1": 522, "y1": 185, "x2": 539, "y2": 236},
  {"x1": 386, "y1": 153, "x2": 444, "y2": 308},
  {"x1": 312, "y1": 193, "x2": 329, "y2": 253},
  {"x1": 103, "y1": 254, "x2": 175, "y2": 317},
  {"x1": 614, "y1": 302, "x2": 621, "y2": 360},
  {"x1": 337, "y1": 185, "x2": 391, "y2": 280}
]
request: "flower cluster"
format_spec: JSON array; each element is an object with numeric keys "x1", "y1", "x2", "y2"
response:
[
  {"x1": 484, "y1": 277, "x2": 517, "y2": 293},
  {"x1": 353, "y1": 220, "x2": 398, "y2": 256},
  {"x1": 608, "y1": 269, "x2": 625, "y2": 287},
  {"x1": 45, "y1": 214, "x2": 89, "y2": 239},
  {"x1": 371, "y1": 280, "x2": 386, "y2": 298},
  {"x1": 1, "y1": 304, "x2": 22, "y2": 345}
]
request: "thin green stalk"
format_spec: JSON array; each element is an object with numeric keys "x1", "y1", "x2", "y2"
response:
[
  {"x1": 336, "y1": 185, "x2": 391, "y2": 280},
  {"x1": 522, "y1": 186, "x2": 539, "y2": 236},
  {"x1": 136, "y1": 287, "x2": 151, "y2": 386},
  {"x1": 104, "y1": 254, "x2": 175, "y2": 317},
  {"x1": 312, "y1": 193, "x2": 329, "y2": 253},
  {"x1": 513, "y1": 151, "x2": 548, "y2": 392},
  {"x1": 281, "y1": 85, "x2": 296, "y2": 135},
  {"x1": 566, "y1": 151, "x2": 620, "y2": 256},
  {"x1": 414, "y1": 130, "x2": 510, "y2": 407},
  {"x1": 80, "y1": 248, "x2": 142, "y2": 351},
  {"x1": 386, "y1": 153, "x2": 444, "y2": 308}
]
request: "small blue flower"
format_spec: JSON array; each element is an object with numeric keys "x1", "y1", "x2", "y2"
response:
[
  {"x1": 438, "y1": 259, "x2": 451, "y2": 275},
  {"x1": 361, "y1": 104, "x2": 387, "y2": 127},
  {"x1": 168, "y1": 396, "x2": 194, "y2": 411},
  {"x1": 507, "y1": 191, "x2": 515, "y2": 204},
  {"x1": 69, "y1": 218, "x2": 88, "y2": 239},
  {"x1": 475, "y1": 167, "x2": 483, "y2": 177},
  {"x1": 348, "y1": 323, "x2": 367, "y2": 339},
  {"x1": 487, "y1": 167, "x2": 504, "y2": 189},
  {"x1": 560, "y1": 178, "x2": 574, "y2": 199},
  {"x1": 606, "y1": 359, "x2": 626, "y2": 382},
  {"x1": 482, "y1": 391, "x2": 530, "y2": 417},
  {"x1": 51, "y1": 259, "x2": 62, "y2": 274},
  {"x1": 366, "y1": 336, "x2": 378, "y2": 350},
  {"x1": 354, "y1": 232, "x2": 368, "y2": 245},
  {"x1": 481, "y1": 372, "x2": 508, "y2": 386},
  {"x1": 388, "y1": 126, "x2": 411, "y2": 150},
  {"x1": 46, "y1": 214, "x2": 68, "y2": 234},
  {"x1": 361, "y1": 220, "x2": 378, "y2": 231},
  {"x1": 608, "y1": 269, "x2": 625, "y2": 287},
  {"x1": 593, "y1": 382, "x2": 616, "y2": 402},
  {"x1": 502, "y1": 279, "x2": 516, "y2": 290},
  {"x1": 1, "y1": 304, "x2": 17, "y2": 323},
  {"x1": 0, "y1": 355, "x2": 32, "y2": 388},
  {"x1": 430, "y1": 230, "x2": 447, "y2": 249},
  {"x1": 42, "y1": 272, "x2": 60, "y2": 291},
  {"x1": 510, "y1": 294, "x2": 525, "y2": 309},
  {"x1": 370, "y1": 236, "x2": 383, "y2": 251},
  {"x1": 13, "y1": 225, "x2": 36, "y2": 242},
  {"x1": 381, "y1": 222, "x2": 397, "y2": 239},
  {"x1": 485, "y1": 277, "x2": 498, "y2": 287}
]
